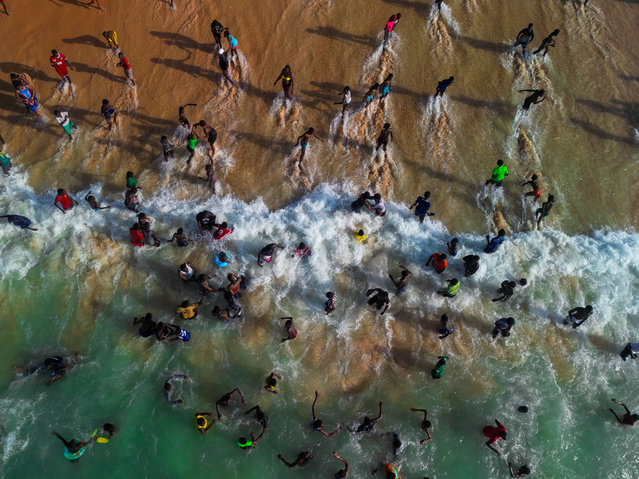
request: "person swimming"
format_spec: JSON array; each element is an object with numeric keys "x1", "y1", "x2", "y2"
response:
[
  {"x1": 195, "y1": 412, "x2": 215, "y2": 434},
  {"x1": 311, "y1": 390, "x2": 340, "y2": 437},
  {"x1": 133, "y1": 313, "x2": 156, "y2": 337},
  {"x1": 410, "y1": 408, "x2": 433, "y2": 444},
  {"x1": 366, "y1": 288, "x2": 390, "y2": 315},
  {"x1": 483, "y1": 420, "x2": 507, "y2": 456},
  {"x1": 463, "y1": 255, "x2": 480, "y2": 277},
  {"x1": 325, "y1": 292, "x2": 337, "y2": 315},
  {"x1": 52, "y1": 430, "x2": 88, "y2": 461},
  {"x1": 332, "y1": 451, "x2": 350, "y2": 478},
  {"x1": 264, "y1": 372, "x2": 282, "y2": 394},
  {"x1": 258, "y1": 243, "x2": 283, "y2": 266},
  {"x1": 438, "y1": 314, "x2": 455, "y2": 339},
  {"x1": 431, "y1": 356, "x2": 448, "y2": 379},
  {"x1": 277, "y1": 450, "x2": 313, "y2": 468},
  {"x1": 354, "y1": 402, "x2": 384, "y2": 432},
  {"x1": 609, "y1": 398, "x2": 639, "y2": 426},
  {"x1": 215, "y1": 388, "x2": 246, "y2": 419}
]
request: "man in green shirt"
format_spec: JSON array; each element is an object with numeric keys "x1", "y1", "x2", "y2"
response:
[{"x1": 485, "y1": 160, "x2": 509, "y2": 188}]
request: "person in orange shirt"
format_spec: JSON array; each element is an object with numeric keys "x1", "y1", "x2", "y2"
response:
[{"x1": 426, "y1": 253, "x2": 447, "y2": 274}]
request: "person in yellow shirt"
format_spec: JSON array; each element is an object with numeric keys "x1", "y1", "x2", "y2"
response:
[
  {"x1": 176, "y1": 300, "x2": 201, "y2": 320},
  {"x1": 102, "y1": 31, "x2": 118, "y2": 49},
  {"x1": 354, "y1": 229, "x2": 367, "y2": 243}
]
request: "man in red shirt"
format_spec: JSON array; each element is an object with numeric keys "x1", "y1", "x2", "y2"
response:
[
  {"x1": 213, "y1": 222, "x2": 232, "y2": 240},
  {"x1": 117, "y1": 52, "x2": 135, "y2": 86},
  {"x1": 482, "y1": 419, "x2": 507, "y2": 456},
  {"x1": 54, "y1": 188, "x2": 78, "y2": 214},
  {"x1": 50, "y1": 50, "x2": 72, "y2": 83}
]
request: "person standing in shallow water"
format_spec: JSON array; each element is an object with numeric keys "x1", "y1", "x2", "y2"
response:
[
  {"x1": 383, "y1": 13, "x2": 401, "y2": 43},
  {"x1": 520, "y1": 89, "x2": 545, "y2": 111},
  {"x1": 295, "y1": 127, "x2": 322, "y2": 173},
  {"x1": 513, "y1": 23, "x2": 534, "y2": 54},
  {"x1": 274, "y1": 65, "x2": 294, "y2": 99},
  {"x1": 375, "y1": 123, "x2": 393, "y2": 153},
  {"x1": 533, "y1": 29, "x2": 560, "y2": 57}
]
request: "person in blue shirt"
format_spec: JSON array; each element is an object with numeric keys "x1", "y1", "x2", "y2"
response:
[
  {"x1": 409, "y1": 191, "x2": 434, "y2": 223},
  {"x1": 485, "y1": 229, "x2": 506, "y2": 253},
  {"x1": 492, "y1": 317, "x2": 515, "y2": 338},
  {"x1": 435, "y1": 76, "x2": 454, "y2": 97},
  {"x1": 1, "y1": 214, "x2": 37, "y2": 231}
]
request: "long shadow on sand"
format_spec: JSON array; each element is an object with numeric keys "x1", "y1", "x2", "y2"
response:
[{"x1": 305, "y1": 26, "x2": 376, "y2": 47}]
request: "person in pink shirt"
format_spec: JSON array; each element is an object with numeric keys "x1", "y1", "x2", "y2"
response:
[
  {"x1": 50, "y1": 50, "x2": 72, "y2": 83},
  {"x1": 383, "y1": 13, "x2": 401, "y2": 43}
]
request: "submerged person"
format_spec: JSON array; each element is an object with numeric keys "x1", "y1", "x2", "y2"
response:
[
  {"x1": 245, "y1": 405, "x2": 269, "y2": 427},
  {"x1": 513, "y1": 23, "x2": 534, "y2": 54},
  {"x1": 332, "y1": 451, "x2": 350, "y2": 478},
  {"x1": 435, "y1": 76, "x2": 454, "y2": 97},
  {"x1": 217, "y1": 49, "x2": 234, "y2": 85},
  {"x1": 277, "y1": 450, "x2": 313, "y2": 468},
  {"x1": 509, "y1": 463, "x2": 531, "y2": 477},
  {"x1": 609, "y1": 398, "x2": 639, "y2": 426},
  {"x1": 483, "y1": 419, "x2": 507, "y2": 456},
  {"x1": 294, "y1": 127, "x2": 322, "y2": 171},
  {"x1": 325, "y1": 292, "x2": 337, "y2": 315},
  {"x1": 210, "y1": 19, "x2": 224, "y2": 48},
  {"x1": 438, "y1": 314, "x2": 455, "y2": 339},
  {"x1": 485, "y1": 160, "x2": 509, "y2": 188},
  {"x1": 564, "y1": 305, "x2": 593, "y2": 328},
  {"x1": 273, "y1": 65, "x2": 294, "y2": 99},
  {"x1": 535, "y1": 195, "x2": 555, "y2": 229},
  {"x1": 431, "y1": 356, "x2": 448, "y2": 379},
  {"x1": 196, "y1": 210, "x2": 218, "y2": 234},
  {"x1": 485, "y1": 229, "x2": 506, "y2": 253},
  {"x1": 133, "y1": 313, "x2": 156, "y2": 338},
  {"x1": 258, "y1": 243, "x2": 284, "y2": 266},
  {"x1": 375, "y1": 123, "x2": 393, "y2": 152},
  {"x1": 164, "y1": 373, "x2": 191, "y2": 405},
  {"x1": 366, "y1": 288, "x2": 390, "y2": 315},
  {"x1": 355, "y1": 402, "x2": 384, "y2": 432},
  {"x1": 388, "y1": 265, "x2": 412, "y2": 296},
  {"x1": 521, "y1": 174, "x2": 542, "y2": 201},
  {"x1": 437, "y1": 278, "x2": 459, "y2": 297},
  {"x1": 264, "y1": 372, "x2": 282, "y2": 394},
  {"x1": 492, "y1": 280, "x2": 517, "y2": 302},
  {"x1": 1, "y1": 214, "x2": 38, "y2": 231},
  {"x1": 212, "y1": 305, "x2": 231, "y2": 322},
  {"x1": 353, "y1": 229, "x2": 368, "y2": 243},
  {"x1": 533, "y1": 29, "x2": 560, "y2": 57},
  {"x1": 409, "y1": 191, "x2": 434, "y2": 222},
  {"x1": 410, "y1": 408, "x2": 433, "y2": 444},
  {"x1": 52, "y1": 431, "x2": 89, "y2": 462},
  {"x1": 280, "y1": 316, "x2": 298, "y2": 342},
  {"x1": 520, "y1": 89, "x2": 545, "y2": 111},
  {"x1": 215, "y1": 388, "x2": 246, "y2": 419},
  {"x1": 195, "y1": 412, "x2": 215, "y2": 434},
  {"x1": 311, "y1": 390, "x2": 340, "y2": 437},
  {"x1": 620, "y1": 342, "x2": 639, "y2": 361},
  {"x1": 84, "y1": 191, "x2": 110, "y2": 211},
  {"x1": 463, "y1": 255, "x2": 480, "y2": 277},
  {"x1": 155, "y1": 322, "x2": 190, "y2": 343},
  {"x1": 492, "y1": 317, "x2": 516, "y2": 338},
  {"x1": 426, "y1": 253, "x2": 447, "y2": 274}
]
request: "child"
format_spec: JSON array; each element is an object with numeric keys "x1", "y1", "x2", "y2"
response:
[
  {"x1": 161, "y1": 136, "x2": 175, "y2": 162},
  {"x1": 85, "y1": 191, "x2": 111, "y2": 210},
  {"x1": 354, "y1": 229, "x2": 367, "y2": 243}
]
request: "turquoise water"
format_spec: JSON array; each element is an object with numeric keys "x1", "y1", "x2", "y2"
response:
[{"x1": 2, "y1": 174, "x2": 639, "y2": 478}]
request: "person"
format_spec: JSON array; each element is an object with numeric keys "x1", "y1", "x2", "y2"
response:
[
  {"x1": 274, "y1": 65, "x2": 294, "y2": 99},
  {"x1": 384, "y1": 13, "x2": 401, "y2": 43},
  {"x1": 521, "y1": 174, "x2": 542, "y2": 201},
  {"x1": 277, "y1": 450, "x2": 313, "y2": 468},
  {"x1": 93, "y1": 423, "x2": 116, "y2": 444},
  {"x1": 155, "y1": 322, "x2": 190, "y2": 342},
  {"x1": 168, "y1": 227, "x2": 190, "y2": 247},
  {"x1": 217, "y1": 49, "x2": 234, "y2": 85},
  {"x1": 492, "y1": 280, "x2": 517, "y2": 302},
  {"x1": 130, "y1": 224, "x2": 144, "y2": 247},
  {"x1": 237, "y1": 426, "x2": 267, "y2": 449},
  {"x1": 375, "y1": 123, "x2": 393, "y2": 152},
  {"x1": 264, "y1": 372, "x2": 282, "y2": 394},
  {"x1": 390, "y1": 433, "x2": 402, "y2": 457},
  {"x1": 371, "y1": 463, "x2": 400, "y2": 478},
  {"x1": 15, "y1": 84, "x2": 41, "y2": 116},
  {"x1": 409, "y1": 191, "x2": 434, "y2": 222},
  {"x1": 426, "y1": 253, "x2": 447, "y2": 274},
  {"x1": 435, "y1": 76, "x2": 454, "y2": 97},
  {"x1": 431, "y1": 356, "x2": 448, "y2": 379},
  {"x1": 195, "y1": 412, "x2": 215, "y2": 434},
  {"x1": 325, "y1": 291, "x2": 337, "y2": 315},
  {"x1": 1, "y1": 215, "x2": 38, "y2": 231},
  {"x1": 367, "y1": 193, "x2": 386, "y2": 217},
  {"x1": 178, "y1": 262, "x2": 196, "y2": 282},
  {"x1": 485, "y1": 229, "x2": 506, "y2": 253},
  {"x1": 224, "y1": 29, "x2": 239, "y2": 59},
  {"x1": 380, "y1": 74, "x2": 393, "y2": 99},
  {"x1": 564, "y1": 305, "x2": 593, "y2": 328},
  {"x1": 54, "y1": 189, "x2": 78, "y2": 214},
  {"x1": 355, "y1": 402, "x2": 383, "y2": 432},
  {"x1": 84, "y1": 191, "x2": 110, "y2": 210},
  {"x1": 245, "y1": 405, "x2": 269, "y2": 427},
  {"x1": 124, "y1": 187, "x2": 139, "y2": 212},
  {"x1": 0, "y1": 150, "x2": 10, "y2": 175},
  {"x1": 311, "y1": 391, "x2": 339, "y2": 437},
  {"x1": 0, "y1": 0, "x2": 9, "y2": 15},
  {"x1": 280, "y1": 317, "x2": 298, "y2": 342},
  {"x1": 437, "y1": 278, "x2": 459, "y2": 297},
  {"x1": 362, "y1": 83, "x2": 379, "y2": 107},
  {"x1": 117, "y1": 52, "x2": 135, "y2": 86},
  {"x1": 533, "y1": 29, "x2": 560, "y2": 57},
  {"x1": 366, "y1": 288, "x2": 390, "y2": 315},
  {"x1": 335, "y1": 86, "x2": 352, "y2": 114},
  {"x1": 535, "y1": 195, "x2": 555, "y2": 229},
  {"x1": 198, "y1": 274, "x2": 215, "y2": 297},
  {"x1": 164, "y1": 373, "x2": 191, "y2": 405},
  {"x1": 102, "y1": 30, "x2": 118, "y2": 49},
  {"x1": 492, "y1": 317, "x2": 516, "y2": 338},
  {"x1": 509, "y1": 463, "x2": 531, "y2": 477},
  {"x1": 224, "y1": 291, "x2": 243, "y2": 318},
  {"x1": 215, "y1": 388, "x2": 246, "y2": 419},
  {"x1": 353, "y1": 229, "x2": 368, "y2": 243},
  {"x1": 620, "y1": 342, "x2": 639, "y2": 361},
  {"x1": 514, "y1": 23, "x2": 534, "y2": 54},
  {"x1": 133, "y1": 313, "x2": 156, "y2": 337},
  {"x1": 52, "y1": 431, "x2": 88, "y2": 461},
  {"x1": 178, "y1": 103, "x2": 197, "y2": 129},
  {"x1": 485, "y1": 160, "x2": 509, "y2": 188},
  {"x1": 160, "y1": 136, "x2": 175, "y2": 162},
  {"x1": 101, "y1": 99, "x2": 118, "y2": 131},
  {"x1": 142, "y1": 222, "x2": 160, "y2": 247},
  {"x1": 258, "y1": 243, "x2": 283, "y2": 266},
  {"x1": 609, "y1": 399, "x2": 639, "y2": 426},
  {"x1": 410, "y1": 408, "x2": 433, "y2": 444},
  {"x1": 206, "y1": 124, "x2": 218, "y2": 160},
  {"x1": 213, "y1": 222, "x2": 233, "y2": 240},
  {"x1": 126, "y1": 171, "x2": 140, "y2": 190},
  {"x1": 295, "y1": 127, "x2": 322, "y2": 171},
  {"x1": 483, "y1": 420, "x2": 507, "y2": 456},
  {"x1": 199, "y1": 160, "x2": 218, "y2": 192},
  {"x1": 210, "y1": 19, "x2": 224, "y2": 48},
  {"x1": 292, "y1": 242, "x2": 311, "y2": 258},
  {"x1": 50, "y1": 50, "x2": 72, "y2": 83},
  {"x1": 520, "y1": 89, "x2": 545, "y2": 111},
  {"x1": 176, "y1": 300, "x2": 201, "y2": 320},
  {"x1": 438, "y1": 314, "x2": 455, "y2": 339},
  {"x1": 212, "y1": 305, "x2": 231, "y2": 322},
  {"x1": 388, "y1": 265, "x2": 412, "y2": 296},
  {"x1": 54, "y1": 110, "x2": 77, "y2": 138},
  {"x1": 214, "y1": 251, "x2": 231, "y2": 267},
  {"x1": 351, "y1": 191, "x2": 372, "y2": 212},
  {"x1": 332, "y1": 451, "x2": 349, "y2": 478},
  {"x1": 196, "y1": 210, "x2": 218, "y2": 234},
  {"x1": 15, "y1": 352, "x2": 80, "y2": 385}
]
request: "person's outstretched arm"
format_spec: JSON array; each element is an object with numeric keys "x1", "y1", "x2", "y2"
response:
[
  {"x1": 277, "y1": 454, "x2": 295, "y2": 467},
  {"x1": 312, "y1": 391, "x2": 319, "y2": 419},
  {"x1": 52, "y1": 431, "x2": 72, "y2": 449},
  {"x1": 333, "y1": 451, "x2": 349, "y2": 476},
  {"x1": 232, "y1": 387, "x2": 246, "y2": 404},
  {"x1": 609, "y1": 408, "x2": 623, "y2": 424},
  {"x1": 253, "y1": 426, "x2": 267, "y2": 444},
  {"x1": 374, "y1": 402, "x2": 384, "y2": 421},
  {"x1": 613, "y1": 399, "x2": 632, "y2": 415},
  {"x1": 486, "y1": 441, "x2": 501, "y2": 456},
  {"x1": 245, "y1": 405, "x2": 258, "y2": 415},
  {"x1": 419, "y1": 428, "x2": 432, "y2": 444}
]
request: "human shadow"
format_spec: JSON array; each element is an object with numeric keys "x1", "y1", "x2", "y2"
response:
[
  {"x1": 381, "y1": 0, "x2": 431, "y2": 16},
  {"x1": 460, "y1": 36, "x2": 511, "y2": 54},
  {"x1": 149, "y1": 31, "x2": 214, "y2": 54},
  {"x1": 150, "y1": 57, "x2": 212, "y2": 79},
  {"x1": 570, "y1": 117, "x2": 637, "y2": 146},
  {"x1": 236, "y1": 81, "x2": 274, "y2": 105},
  {"x1": 305, "y1": 26, "x2": 376, "y2": 47},
  {"x1": 618, "y1": 74, "x2": 639, "y2": 82},
  {"x1": 232, "y1": 130, "x2": 291, "y2": 155},
  {"x1": 63, "y1": 35, "x2": 104, "y2": 48},
  {"x1": 576, "y1": 97, "x2": 639, "y2": 124},
  {"x1": 0, "y1": 62, "x2": 59, "y2": 83},
  {"x1": 50, "y1": 0, "x2": 90, "y2": 8},
  {"x1": 72, "y1": 62, "x2": 121, "y2": 82},
  {"x1": 451, "y1": 95, "x2": 511, "y2": 116}
]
